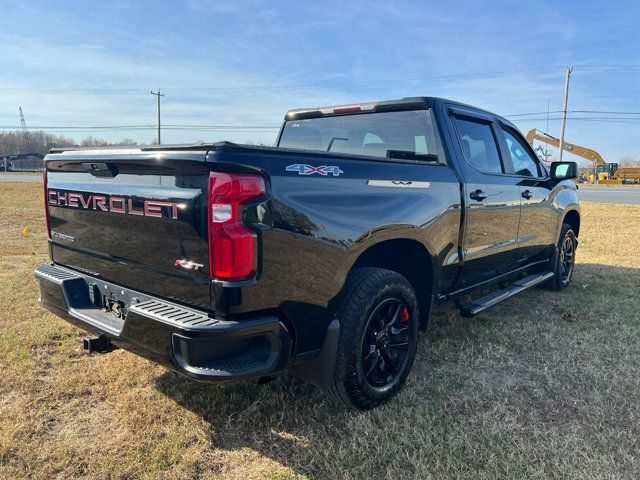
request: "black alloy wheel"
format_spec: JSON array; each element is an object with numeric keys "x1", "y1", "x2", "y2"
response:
[
  {"x1": 326, "y1": 267, "x2": 420, "y2": 410},
  {"x1": 559, "y1": 233, "x2": 575, "y2": 283},
  {"x1": 544, "y1": 223, "x2": 577, "y2": 291},
  {"x1": 360, "y1": 298, "x2": 412, "y2": 388}
]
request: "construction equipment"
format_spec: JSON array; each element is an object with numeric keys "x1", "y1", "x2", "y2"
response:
[
  {"x1": 612, "y1": 165, "x2": 640, "y2": 183},
  {"x1": 586, "y1": 171, "x2": 611, "y2": 183},
  {"x1": 18, "y1": 106, "x2": 28, "y2": 135},
  {"x1": 18, "y1": 106, "x2": 31, "y2": 147},
  {"x1": 526, "y1": 129, "x2": 639, "y2": 184}
]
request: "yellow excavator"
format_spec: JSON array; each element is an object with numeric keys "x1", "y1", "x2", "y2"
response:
[{"x1": 526, "y1": 129, "x2": 640, "y2": 184}]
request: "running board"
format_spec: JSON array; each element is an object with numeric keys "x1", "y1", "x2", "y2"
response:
[{"x1": 460, "y1": 271, "x2": 554, "y2": 318}]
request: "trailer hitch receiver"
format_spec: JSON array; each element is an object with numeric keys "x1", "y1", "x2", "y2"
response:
[{"x1": 82, "y1": 333, "x2": 113, "y2": 353}]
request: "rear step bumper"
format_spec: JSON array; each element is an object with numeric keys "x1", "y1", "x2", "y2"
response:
[{"x1": 35, "y1": 264, "x2": 292, "y2": 382}]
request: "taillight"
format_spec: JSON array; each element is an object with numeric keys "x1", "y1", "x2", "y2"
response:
[
  {"x1": 43, "y1": 168, "x2": 51, "y2": 239},
  {"x1": 208, "y1": 172, "x2": 265, "y2": 282}
]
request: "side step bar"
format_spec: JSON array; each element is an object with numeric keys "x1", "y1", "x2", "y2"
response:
[{"x1": 460, "y1": 271, "x2": 554, "y2": 318}]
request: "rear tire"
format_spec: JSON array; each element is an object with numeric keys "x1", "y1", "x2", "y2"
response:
[
  {"x1": 326, "y1": 267, "x2": 419, "y2": 410},
  {"x1": 545, "y1": 223, "x2": 577, "y2": 291}
]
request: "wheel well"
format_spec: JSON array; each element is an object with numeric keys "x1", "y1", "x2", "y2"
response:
[
  {"x1": 563, "y1": 210, "x2": 580, "y2": 237},
  {"x1": 351, "y1": 239, "x2": 434, "y2": 329}
]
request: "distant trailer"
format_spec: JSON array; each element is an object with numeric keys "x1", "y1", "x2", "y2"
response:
[{"x1": 1, "y1": 153, "x2": 44, "y2": 172}]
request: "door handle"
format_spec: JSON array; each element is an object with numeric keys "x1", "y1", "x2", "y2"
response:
[
  {"x1": 521, "y1": 189, "x2": 533, "y2": 199},
  {"x1": 469, "y1": 189, "x2": 487, "y2": 201}
]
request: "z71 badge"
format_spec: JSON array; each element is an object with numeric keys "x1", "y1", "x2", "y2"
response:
[{"x1": 286, "y1": 164, "x2": 344, "y2": 176}]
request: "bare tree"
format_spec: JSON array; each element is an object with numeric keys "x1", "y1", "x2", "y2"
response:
[
  {"x1": 0, "y1": 130, "x2": 140, "y2": 157},
  {"x1": 618, "y1": 156, "x2": 640, "y2": 166}
]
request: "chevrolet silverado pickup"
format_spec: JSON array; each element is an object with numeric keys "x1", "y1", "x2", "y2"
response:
[{"x1": 36, "y1": 97, "x2": 580, "y2": 410}]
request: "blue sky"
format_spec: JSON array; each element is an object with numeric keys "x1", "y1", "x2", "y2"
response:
[{"x1": 1, "y1": 0, "x2": 639, "y2": 163}]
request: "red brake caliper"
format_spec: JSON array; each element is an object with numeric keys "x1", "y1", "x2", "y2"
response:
[{"x1": 400, "y1": 307, "x2": 410, "y2": 324}]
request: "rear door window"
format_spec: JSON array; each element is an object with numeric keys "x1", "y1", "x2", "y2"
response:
[{"x1": 453, "y1": 117, "x2": 503, "y2": 174}]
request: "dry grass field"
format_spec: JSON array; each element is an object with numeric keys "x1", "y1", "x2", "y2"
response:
[{"x1": 1, "y1": 182, "x2": 639, "y2": 479}]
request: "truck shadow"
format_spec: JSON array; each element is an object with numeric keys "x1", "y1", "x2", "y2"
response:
[
  {"x1": 154, "y1": 370, "x2": 346, "y2": 475},
  {"x1": 154, "y1": 262, "x2": 640, "y2": 477}
]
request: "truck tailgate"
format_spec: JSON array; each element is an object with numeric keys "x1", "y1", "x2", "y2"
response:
[{"x1": 45, "y1": 150, "x2": 211, "y2": 309}]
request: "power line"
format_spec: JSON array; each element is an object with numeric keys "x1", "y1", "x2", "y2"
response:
[
  {"x1": 505, "y1": 109, "x2": 640, "y2": 118},
  {"x1": 505, "y1": 111, "x2": 564, "y2": 117},
  {"x1": 0, "y1": 129, "x2": 281, "y2": 135},
  {"x1": 5, "y1": 109, "x2": 638, "y2": 122},
  {"x1": 480, "y1": 95, "x2": 627, "y2": 106},
  {"x1": 0, "y1": 68, "x2": 561, "y2": 96},
  {"x1": 4, "y1": 114, "x2": 640, "y2": 131},
  {"x1": 0, "y1": 113, "x2": 284, "y2": 118},
  {"x1": 0, "y1": 124, "x2": 279, "y2": 129},
  {"x1": 6, "y1": 110, "x2": 638, "y2": 121},
  {"x1": 571, "y1": 64, "x2": 640, "y2": 69},
  {"x1": 511, "y1": 117, "x2": 640, "y2": 124},
  {"x1": 571, "y1": 110, "x2": 640, "y2": 115}
]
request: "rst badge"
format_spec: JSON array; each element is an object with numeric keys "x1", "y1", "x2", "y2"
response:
[
  {"x1": 174, "y1": 259, "x2": 204, "y2": 271},
  {"x1": 286, "y1": 164, "x2": 344, "y2": 176}
]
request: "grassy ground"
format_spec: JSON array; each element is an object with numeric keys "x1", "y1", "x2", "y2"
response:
[{"x1": 1, "y1": 182, "x2": 639, "y2": 479}]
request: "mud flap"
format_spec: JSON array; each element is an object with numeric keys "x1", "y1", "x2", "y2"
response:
[{"x1": 290, "y1": 319, "x2": 340, "y2": 389}]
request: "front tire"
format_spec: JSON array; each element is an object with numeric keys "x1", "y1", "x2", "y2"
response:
[
  {"x1": 546, "y1": 223, "x2": 577, "y2": 291},
  {"x1": 327, "y1": 268, "x2": 419, "y2": 410}
]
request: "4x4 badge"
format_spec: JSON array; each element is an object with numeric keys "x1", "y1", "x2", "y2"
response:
[{"x1": 286, "y1": 164, "x2": 343, "y2": 176}]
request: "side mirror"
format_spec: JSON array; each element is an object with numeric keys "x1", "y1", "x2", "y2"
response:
[{"x1": 550, "y1": 161, "x2": 577, "y2": 180}]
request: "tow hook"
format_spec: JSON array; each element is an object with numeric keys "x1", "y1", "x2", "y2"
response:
[
  {"x1": 105, "y1": 296, "x2": 126, "y2": 319},
  {"x1": 82, "y1": 333, "x2": 113, "y2": 353}
]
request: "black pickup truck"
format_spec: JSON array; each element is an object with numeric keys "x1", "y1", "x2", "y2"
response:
[{"x1": 36, "y1": 97, "x2": 580, "y2": 410}]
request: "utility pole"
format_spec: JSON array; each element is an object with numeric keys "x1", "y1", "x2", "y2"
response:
[
  {"x1": 150, "y1": 90, "x2": 164, "y2": 144},
  {"x1": 557, "y1": 66, "x2": 573, "y2": 163}
]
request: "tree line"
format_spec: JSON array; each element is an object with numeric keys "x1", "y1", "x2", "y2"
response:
[{"x1": 0, "y1": 130, "x2": 140, "y2": 157}]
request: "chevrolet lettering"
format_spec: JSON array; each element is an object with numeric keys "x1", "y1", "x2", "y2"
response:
[{"x1": 47, "y1": 190, "x2": 182, "y2": 219}]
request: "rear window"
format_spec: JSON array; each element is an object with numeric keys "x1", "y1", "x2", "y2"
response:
[
  {"x1": 278, "y1": 110, "x2": 439, "y2": 161},
  {"x1": 453, "y1": 117, "x2": 503, "y2": 174}
]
